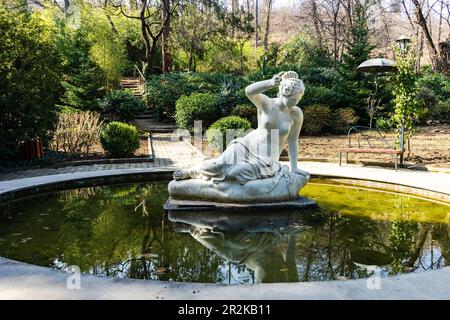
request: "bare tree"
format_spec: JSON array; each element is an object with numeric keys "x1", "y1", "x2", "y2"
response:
[
  {"x1": 262, "y1": 0, "x2": 273, "y2": 52},
  {"x1": 411, "y1": 0, "x2": 439, "y2": 68},
  {"x1": 107, "y1": 0, "x2": 178, "y2": 74}
]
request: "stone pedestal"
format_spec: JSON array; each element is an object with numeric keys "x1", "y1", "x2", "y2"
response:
[{"x1": 164, "y1": 197, "x2": 316, "y2": 212}]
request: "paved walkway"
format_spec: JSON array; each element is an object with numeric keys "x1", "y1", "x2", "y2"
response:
[{"x1": 0, "y1": 133, "x2": 201, "y2": 181}]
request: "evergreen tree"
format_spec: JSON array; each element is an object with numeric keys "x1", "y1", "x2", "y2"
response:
[{"x1": 338, "y1": 3, "x2": 376, "y2": 123}]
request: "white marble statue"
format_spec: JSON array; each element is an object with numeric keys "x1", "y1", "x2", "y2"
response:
[{"x1": 168, "y1": 71, "x2": 310, "y2": 203}]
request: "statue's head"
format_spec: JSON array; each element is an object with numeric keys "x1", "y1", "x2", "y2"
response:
[{"x1": 278, "y1": 71, "x2": 305, "y2": 108}]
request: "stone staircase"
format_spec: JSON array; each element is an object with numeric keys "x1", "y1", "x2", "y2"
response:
[
  {"x1": 120, "y1": 76, "x2": 176, "y2": 132},
  {"x1": 120, "y1": 76, "x2": 153, "y2": 120},
  {"x1": 119, "y1": 77, "x2": 143, "y2": 98}
]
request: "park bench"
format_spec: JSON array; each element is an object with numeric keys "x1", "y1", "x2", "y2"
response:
[{"x1": 338, "y1": 126, "x2": 405, "y2": 170}]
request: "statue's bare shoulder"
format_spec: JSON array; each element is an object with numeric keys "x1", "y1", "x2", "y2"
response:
[{"x1": 290, "y1": 106, "x2": 304, "y2": 123}]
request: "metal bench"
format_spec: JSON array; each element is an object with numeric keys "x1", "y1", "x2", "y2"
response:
[{"x1": 338, "y1": 126, "x2": 405, "y2": 170}]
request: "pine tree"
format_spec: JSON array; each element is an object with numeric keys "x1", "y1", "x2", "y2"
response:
[{"x1": 339, "y1": 3, "x2": 376, "y2": 122}]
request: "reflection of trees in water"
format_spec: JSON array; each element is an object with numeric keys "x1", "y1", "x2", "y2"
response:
[
  {"x1": 1, "y1": 182, "x2": 224, "y2": 282},
  {"x1": 1, "y1": 182, "x2": 449, "y2": 283},
  {"x1": 294, "y1": 205, "x2": 450, "y2": 281},
  {"x1": 295, "y1": 209, "x2": 384, "y2": 281}
]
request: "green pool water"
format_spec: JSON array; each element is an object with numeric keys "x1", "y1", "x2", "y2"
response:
[{"x1": 0, "y1": 179, "x2": 449, "y2": 284}]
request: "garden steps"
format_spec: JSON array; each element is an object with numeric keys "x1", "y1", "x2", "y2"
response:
[
  {"x1": 119, "y1": 77, "x2": 142, "y2": 98},
  {"x1": 133, "y1": 118, "x2": 176, "y2": 133},
  {"x1": 134, "y1": 111, "x2": 154, "y2": 120}
]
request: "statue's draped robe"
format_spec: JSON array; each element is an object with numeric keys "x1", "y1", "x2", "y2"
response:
[{"x1": 191, "y1": 137, "x2": 277, "y2": 185}]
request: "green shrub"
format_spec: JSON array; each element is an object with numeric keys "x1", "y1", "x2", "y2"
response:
[
  {"x1": 146, "y1": 73, "x2": 194, "y2": 121},
  {"x1": 417, "y1": 71, "x2": 450, "y2": 102},
  {"x1": 57, "y1": 105, "x2": 79, "y2": 114},
  {"x1": 301, "y1": 104, "x2": 332, "y2": 135},
  {"x1": 175, "y1": 93, "x2": 221, "y2": 132},
  {"x1": 146, "y1": 72, "x2": 234, "y2": 121},
  {"x1": 206, "y1": 116, "x2": 252, "y2": 151},
  {"x1": 299, "y1": 85, "x2": 344, "y2": 108},
  {"x1": 416, "y1": 72, "x2": 450, "y2": 122},
  {"x1": 231, "y1": 104, "x2": 258, "y2": 127},
  {"x1": 0, "y1": 8, "x2": 62, "y2": 159},
  {"x1": 99, "y1": 90, "x2": 146, "y2": 121},
  {"x1": 375, "y1": 117, "x2": 394, "y2": 132},
  {"x1": 431, "y1": 100, "x2": 450, "y2": 123},
  {"x1": 332, "y1": 108, "x2": 359, "y2": 134},
  {"x1": 100, "y1": 122, "x2": 140, "y2": 157},
  {"x1": 216, "y1": 78, "x2": 249, "y2": 115}
]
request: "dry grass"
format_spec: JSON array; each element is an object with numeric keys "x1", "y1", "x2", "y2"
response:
[
  {"x1": 199, "y1": 125, "x2": 450, "y2": 168},
  {"x1": 297, "y1": 125, "x2": 450, "y2": 168},
  {"x1": 51, "y1": 111, "x2": 103, "y2": 154}
]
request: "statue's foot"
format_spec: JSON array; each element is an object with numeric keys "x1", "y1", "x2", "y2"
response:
[
  {"x1": 293, "y1": 168, "x2": 310, "y2": 180},
  {"x1": 173, "y1": 169, "x2": 191, "y2": 181}
]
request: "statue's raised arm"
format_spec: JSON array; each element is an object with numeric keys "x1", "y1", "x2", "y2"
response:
[{"x1": 244, "y1": 72, "x2": 285, "y2": 110}]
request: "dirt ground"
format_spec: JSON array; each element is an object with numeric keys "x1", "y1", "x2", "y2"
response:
[
  {"x1": 297, "y1": 125, "x2": 450, "y2": 168},
  {"x1": 199, "y1": 125, "x2": 450, "y2": 169}
]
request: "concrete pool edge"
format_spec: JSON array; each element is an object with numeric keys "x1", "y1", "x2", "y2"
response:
[
  {"x1": 0, "y1": 162, "x2": 449, "y2": 299},
  {"x1": 2, "y1": 255, "x2": 450, "y2": 300}
]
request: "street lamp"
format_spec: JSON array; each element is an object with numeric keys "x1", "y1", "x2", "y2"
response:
[{"x1": 396, "y1": 35, "x2": 411, "y2": 51}]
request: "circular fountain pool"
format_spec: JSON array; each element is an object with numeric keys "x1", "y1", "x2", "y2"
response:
[{"x1": 0, "y1": 179, "x2": 449, "y2": 284}]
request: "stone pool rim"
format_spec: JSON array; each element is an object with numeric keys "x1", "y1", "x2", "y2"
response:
[{"x1": 0, "y1": 164, "x2": 449, "y2": 299}]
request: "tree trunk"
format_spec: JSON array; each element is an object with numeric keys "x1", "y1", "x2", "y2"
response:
[
  {"x1": 332, "y1": 1, "x2": 341, "y2": 64},
  {"x1": 310, "y1": 0, "x2": 323, "y2": 46},
  {"x1": 263, "y1": 0, "x2": 272, "y2": 52},
  {"x1": 411, "y1": 0, "x2": 438, "y2": 70},
  {"x1": 437, "y1": 1, "x2": 443, "y2": 43},
  {"x1": 63, "y1": 0, "x2": 70, "y2": 15},
  {"x1": 255, "y1": 0, "x2": 259, "y2": 47},
  {"x1": 140, "y1": 1, "x2": 152, "y2": 73},
  {"x1": 161, "y1": 0, "x2": 172, "y2": 73}
]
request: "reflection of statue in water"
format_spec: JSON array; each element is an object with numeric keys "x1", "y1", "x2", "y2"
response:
[
  {"x1": 168, "y1": 71, "x2": 310, "y2": 203},
  {"x1": 169, "y1": 211, "x2": 300, "y2": 283}
]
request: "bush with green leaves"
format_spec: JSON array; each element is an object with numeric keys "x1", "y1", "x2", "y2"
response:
[
  {"x1": 57, "y1": 25, "x2": 106, "y2": 112},
  {"x1": 146, "y1": 72, "x2": 248, "y2": 122},
  {"x1": 391, "y1": 44, "x2": 423, "y2": 142},
  {"x1": 417, "y1": 71, "x2": 450, "y2": 101},
  {"x1": 301, "y1": 104, "x2": 332, "y2": 135},
  {"x1": 231, "y1": 104, "x2": 258, "y2": 127},
  {"x1": 206, "y1": 116, "x2": 252, "y2": 151},
  {"x1": 417, "y1": 71, "x2": 450, "y2": 122},
  {"x1": 278, "y1": 30, "x2": 333, "y2": 68},
  {"x1": 146, "y1": 73, "x2": 195, "y2": 121},
  {"x1": 100, "y1": 122, "x2": 140, "y2": 157},
  {"x1": 431, "y1": 100, "x2": 450, "y2": 123},
  {"x1": 99, "y1": 90, "x2": 146, "y2": 121},
  {"x1": 146, "y1": 73, "x2": 220, "y2": 121},
  {"x1": 217, "y1": 78, "x2": 248, "y2": 115},
  {"x1": 0, "y1": 8, "x2": 62, "y2": 159},
  {"x1": 175, "y1": 93, "x2": 222, "y2": 132},
  {"x1": 332, "y1": 108, "x2": 359, "y2": 134},
  {"x1": 299, "y1": 85, "x2": 344, "y2": 108},
  {"x1": 376, "y1": 117, "x2": 394, "y2": 132}
]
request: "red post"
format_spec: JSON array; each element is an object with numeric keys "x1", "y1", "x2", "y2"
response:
[{"x1": 23, "y1": 138, "x2": 43, "y2": 160}]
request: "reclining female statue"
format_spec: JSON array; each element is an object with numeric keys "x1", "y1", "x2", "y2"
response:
[{"x1": 168, "y1": 70, "x2": 310, "y2": 203}]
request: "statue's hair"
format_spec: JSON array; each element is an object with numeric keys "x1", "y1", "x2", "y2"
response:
[{"x1": 278, "y1": 71, "x2": 304, "y2": 98}]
